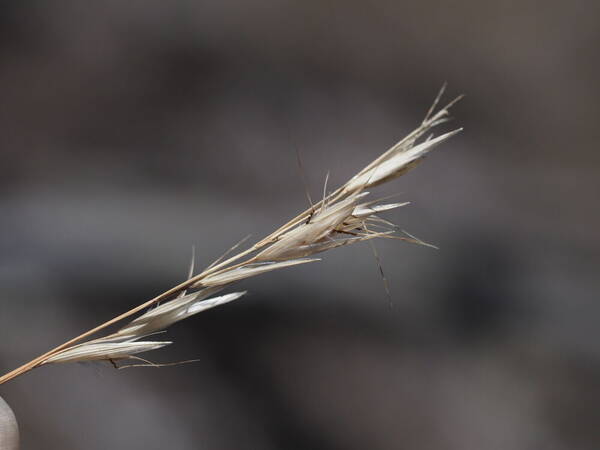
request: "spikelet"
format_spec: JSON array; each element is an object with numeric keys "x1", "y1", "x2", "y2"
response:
[
  {"x1": 343, "y1": 129, "x2": 461, "y2": 193},
  {"x1": 196, "y1": 259, "x2": 319, "y2": 287},
  {"x1": 42, "y1": 342, "x2": 172, "y2": 364},
  {"x1": 115, "y1": 290, "x2": 245, "y2": 337}
]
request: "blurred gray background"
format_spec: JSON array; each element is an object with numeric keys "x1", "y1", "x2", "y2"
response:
[{"x1": 0, "y1": 1, "x2": 599, "y2": 449}]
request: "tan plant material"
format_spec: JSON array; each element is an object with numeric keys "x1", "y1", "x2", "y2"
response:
[{"x1": 0, "y1": 88, "x2": 461, "y2": 383}]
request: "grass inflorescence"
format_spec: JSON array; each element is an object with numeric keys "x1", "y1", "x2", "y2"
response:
[{"x1": 0, "y1": 88, "x2": 461, "y2": 383}]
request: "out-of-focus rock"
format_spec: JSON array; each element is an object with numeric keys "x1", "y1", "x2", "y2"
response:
[{"x1": 0, "y1": 396, "x2": 18, "y2": 450}]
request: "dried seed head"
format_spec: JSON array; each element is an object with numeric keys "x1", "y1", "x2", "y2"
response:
[{"x1": 33, "y1": 89, "x2": 461, "y2": 370}]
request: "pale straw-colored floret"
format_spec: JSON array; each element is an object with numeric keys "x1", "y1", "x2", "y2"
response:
[
  {"x1": 352, "y1": 202, "x2": 410, "y2": 218},
  {"x1": 197, "y1": 258, "x2": 319, "y2": 286},
  {"x1": 116, "y1": 290, "x2": 245, "y2": 337},
  {"x1": 255, "y1": 193, "x2": 367, "y2": 261},
  {"x1": 42, "y1": 341, "x2": 172, "y2": 364},
  {"x1": 343, "y1": 129, "x2": 461, "y2": 193}
]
